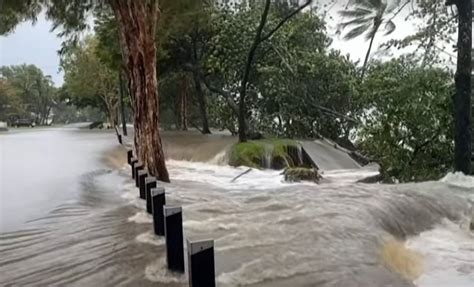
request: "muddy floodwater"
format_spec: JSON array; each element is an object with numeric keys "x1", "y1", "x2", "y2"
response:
[{"x1": 1, "y1": 127, "x2": 473, "y2": 286}]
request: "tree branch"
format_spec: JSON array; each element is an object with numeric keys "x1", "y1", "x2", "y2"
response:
[
  {"x1": 200, "y1": 75, "x2": 239, "y2": 114},
  {"x1": 258, "y1": 0, "x2": 312, "y2": 44}
]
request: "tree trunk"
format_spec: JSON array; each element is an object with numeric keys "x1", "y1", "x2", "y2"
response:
[
  {"x1": 238, "y1": 0, "x2": 272, "y2": 143},
  {"x1": 180, "y1": 76, "x2": 188, "y2": 131},
  {"x1": 361, "y1": 29, "x2": 377, "y2": 80},
  {"x1": 192, "y1": 71, "x2": 211, "y2": 134},
  {"x1": 110, "y1": 0, "x2": 169, "y2": 182},
  {"x1": 119, "y1": 71, "x2": 128, "y2": 136},
  {"x1": 237, "y1": 0, "x2": 310, "y2": 142},
  {"x1": 452, "y1": 0, "x2": 472, "y2": 174}
]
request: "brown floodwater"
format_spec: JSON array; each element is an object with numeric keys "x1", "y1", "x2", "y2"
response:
[{"x1": 1, "y1": 128, "x2": 473, "y2": 286}]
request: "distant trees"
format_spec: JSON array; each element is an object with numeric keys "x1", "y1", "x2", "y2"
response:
[
  {"x1": 0, "y1": 64, "x2": 56, "y2": 125},
  {"x1": 61, "y1": 37, "x2": 119, "y2": 128},
  {"x1": 1, "y1": 0, "x2": 170, "y2": 181},
  {"x1": 1, "y1": 0, "x2": 470, "y2": 180}
]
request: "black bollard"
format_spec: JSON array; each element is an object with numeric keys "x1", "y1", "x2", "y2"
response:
[
  {"x1": 138, "y1": 170, "x2": 148, "y2": 191},
  {"x1": 145, "y1": 177, "x2": 157, "y2": 212},
  {"x1": 134, "y1": 164, "x2": 144, "y2": 187},
  {"x1": 151, "y1": 187, "x2": 166, "y2": 236},
  {"x1": 127, "y1": 150, "x2": 133, "y2": 165},
  {"x1": 164, "y1": 206, "x2": 184, "y2": 272},
  {"x1": 130, "y1": 158, "x2": 138, "y2": 178},
  {"x1": 187, "y1": 239, "x2": 215, "y2": 287}
]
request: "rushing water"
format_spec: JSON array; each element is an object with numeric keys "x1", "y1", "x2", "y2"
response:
[{"x1": 1, "y1": 128, "x2": 473, "y2": 286}]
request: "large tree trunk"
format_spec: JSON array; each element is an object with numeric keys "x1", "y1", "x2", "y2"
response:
[
  {"x1": 110, "y1": 0, "x2": 170, "y2": 182},
  {"x1": 451, "y1": 0, "x2": 472, "y2": 174}
]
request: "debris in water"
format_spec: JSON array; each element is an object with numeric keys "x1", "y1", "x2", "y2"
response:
[{"x1": 231, "y1": 168, "x2": 252, "y2": 182}]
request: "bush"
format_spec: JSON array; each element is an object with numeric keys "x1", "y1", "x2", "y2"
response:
[{"x1": 356, "y1": 57, "x2": 454, "y2": 182}]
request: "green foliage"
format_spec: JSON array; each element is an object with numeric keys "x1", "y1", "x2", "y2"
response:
[
  {"x1": 383, "y1": 0, "x2": 458, "y2": 66},
  {"x1": 0, "y1": 0, "x2": 42, "y2": 35},
  {"x1": 0, "y1": 64, "x2": 57, "y2": 124},
  {"x1": 202, "y1": 4, "x2": 359, "y2": 139},
  {"x1": 229, "y1": 139, "x2": 299, "y2": 169},
  {"x1": 0, "y1": 79, "x2": 23, "y2": 121},
  {"x1": 61, "y1": 36, "x2": 119, "y2": 125},
  {"x1": 229, "y1": 141, "x2": 265, "y2": 168},
  {"x1": 356, "y1": 57, "x2": 454, "y2": 182}
]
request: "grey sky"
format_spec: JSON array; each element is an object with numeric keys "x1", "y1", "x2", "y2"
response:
[
  {"x1": 0, "y1": 2, "x2": 455, "y2": 87},
  {"x1": 0, "y1": 13, "x2": 64, "y2": 86}
]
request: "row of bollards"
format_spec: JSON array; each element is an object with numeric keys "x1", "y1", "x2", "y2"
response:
[{"x1": 127, "y1": 149, "x2": 215, "y2": 287}]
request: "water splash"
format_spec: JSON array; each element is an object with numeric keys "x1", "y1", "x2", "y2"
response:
[{"x1": 440, "y1": 172, "x2": 474, "y2": 190}]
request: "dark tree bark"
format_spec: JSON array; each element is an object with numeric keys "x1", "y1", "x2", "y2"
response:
[
  {"x1": 118, "y1": 71, "x2": 128, "y2": 136},
  {"x1": 192, "y1": 71, "x2": 211, "y2": 134},
  {"x1": 190, "y1": 34, "x2": 211, "y2": 134},
  {"x1": 109, "y1": 0, "x2": 169, "y2": 182},
  {"x1": 238, "y1": 0, "x2": 271, "y2": 143},
  {"x1": 447, "y1": 0, "x2": 472, "y2": 174},
  {"x1": 178, "y1": 75, "x2": 188, "y2": 131}
]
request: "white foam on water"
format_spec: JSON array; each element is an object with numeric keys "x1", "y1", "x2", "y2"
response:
[
  {"x1": 407, "y1": 220, "x2": 474, "y2": 287},
  {"x1": 167, "y1": 159, "x2": 313, "y2": 190},
  {"x1": 208, "y1": 150, "x2": 229, "y2": 165},
  {"x1": 440, "y1": 172, "x2": 474, "y2": 190},
  {"x1": 136, "y1": 231, "x2": 165, "y2": 246},
  {"x1": 120, "y1": 183, "x2": 138, "y2": 200},
  {"x1": 145, "y1": 257, "x2": 187, "y2": 283},
  {"x1": 322, "y1": 168, "x2": 379, "y2": 184},
  {"x1": 127, "y1": 211, "x2": 152, "y2": 224}
]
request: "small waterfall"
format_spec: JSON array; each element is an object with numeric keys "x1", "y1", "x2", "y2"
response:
[
  {"x1": 286, "y1": 144, "x2": 305, "y2": 167},
  {"x1": 295, "y1": 144, "x2": 303, "y2": 166},
  {"x1": 261, "y1": 144, "x2": 274, "y2": 169},
  {"x1": 208, "y1": 150, "x2": 230, "y2": 165}
]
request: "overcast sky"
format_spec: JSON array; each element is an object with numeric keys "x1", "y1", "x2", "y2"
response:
[
  {"x1": 0, "y1": 2, "x2": 449, "y2": 87},
  {"x1": 0, "y1": 13, "x2": 65, "y2": 86}
]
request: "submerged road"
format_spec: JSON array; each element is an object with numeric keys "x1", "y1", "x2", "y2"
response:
[
  {"x1": 0, "y1": 128, "x2": 473, "y2": 286},
  {"x1": 0, "y1": 128, "x2": 116, "y2": 232}
]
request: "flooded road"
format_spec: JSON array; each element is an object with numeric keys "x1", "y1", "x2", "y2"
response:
[
  {"x1": 0, "y1": 128, "x2": 117, "y2": 232},
  {"x1": 1, "y1": 128, "x2": 473, "y2": 286}
]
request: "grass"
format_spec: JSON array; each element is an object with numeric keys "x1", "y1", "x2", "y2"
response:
[{"x1": 228, "y1": 139, "x2": 300, "y2": 169}]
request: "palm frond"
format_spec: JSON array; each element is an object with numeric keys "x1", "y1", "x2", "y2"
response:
[
  {"x1": 339, "y1": 16, "x2": 372, "y2": 30},
  {"x1": 339, "y1": 7, "x2": 373, "y2": 18},
  {"x1": 344, "y1": 23, "x2": 372, "y2": 40},
  {"x1": 357, "y1": 0, "x2": 383, "y2": 10},
  {"x1": 386, "y1": 0, "x2": 402, "y2": 13}
]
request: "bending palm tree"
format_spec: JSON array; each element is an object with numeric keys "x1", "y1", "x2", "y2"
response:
[{"x1": 339, "y1": 0, "x2": 400, "y2": 79}]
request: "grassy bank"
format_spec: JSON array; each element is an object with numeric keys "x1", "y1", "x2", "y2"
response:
[{"x1": 229, "y1": 139, "x2": 308, "y2": 169}]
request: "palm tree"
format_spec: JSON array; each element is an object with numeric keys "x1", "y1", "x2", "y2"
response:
[{"x1": 339, "y1": 0, "x2": 400, "y2": 79}]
